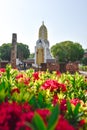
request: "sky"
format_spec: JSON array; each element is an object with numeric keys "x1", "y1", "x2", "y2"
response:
[{"x1": 0, "y1": 0, "x2": 87, "y2": 53}]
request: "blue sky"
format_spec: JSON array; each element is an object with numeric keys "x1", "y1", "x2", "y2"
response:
[{"x1": 0, "y1": 0, "x2": 87, "y2": 53}]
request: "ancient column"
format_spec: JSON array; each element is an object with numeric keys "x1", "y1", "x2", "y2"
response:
[{"x1": 11, "y1": 33, "x2": 17, "y2": 68}]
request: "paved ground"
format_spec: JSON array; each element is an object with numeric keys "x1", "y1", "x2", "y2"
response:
[{"x1": 79, "y1": 71, "x2": 87, "y2": 76}]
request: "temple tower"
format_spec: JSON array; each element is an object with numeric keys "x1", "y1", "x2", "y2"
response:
[{"x1": 35, "y1": 22, "x2": 52, "y2": 66}]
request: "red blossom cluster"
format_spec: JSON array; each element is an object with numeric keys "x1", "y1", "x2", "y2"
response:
[
  {"x1": 0, "y1": 102, "x2": 77, "y2": 130},
  {"x1": 0, "y1": 102, "x2": 33, "y2": 130},
  {"x1": 41, "y1": 79, "x2": 67, "y2": 92},
  {"x1": 16, "y1": 73, "x2": 30, "y2": 85},
  {"x1": 52, "y1": 96, "x2": 67, "y2": 113}
]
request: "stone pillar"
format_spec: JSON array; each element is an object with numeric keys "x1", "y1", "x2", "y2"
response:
[{"x1": 11, "y1": 33, "x2": 17, "y2": 68}]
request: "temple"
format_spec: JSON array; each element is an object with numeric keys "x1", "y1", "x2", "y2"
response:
[
  {"x1": 34, "y1": 22, "x2": 54, "y2": 66},
  {"x1": 23, "y1": 22, "x2": 58, "y2": 71}
]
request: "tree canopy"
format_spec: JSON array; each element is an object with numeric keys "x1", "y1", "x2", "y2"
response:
[
  {"x1": 51, "y1": 41, "x2": 84, "y2": 63},
  {"x1": 0, "y1": 43, "x2": 30, "y2": 61},
  {"x1": 17, "y1": 43, "x2": 30, "y2": 60},
  {"x1": 81, "y1": 57, "x2": 87, "y2": 65}
]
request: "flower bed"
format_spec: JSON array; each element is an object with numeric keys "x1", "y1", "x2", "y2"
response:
[{"x1": 0, "y1": 65, "x2": 87, "y2": 130}]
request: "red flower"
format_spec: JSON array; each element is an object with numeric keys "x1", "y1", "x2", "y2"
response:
[
  {"x1": 33, "y1": 72, "x2": 39, "y2": 80},
  {"x1": 60, "y1": 99, "x2": 67, "y2": 111},
  {"x1": 22, "y1": 102, "x2": 32, "y2": 112},
  {"x1": 0, "y1": 68, "x2": 6, "y2": 73},
  {"x1": 23, "y1": 112, "x2": 34, "y2": 122},
  {"x1": 0, "y1": 102, "x2": 22, "y2": 130},
  {"x1": 60, "y1": 83, "x2": 67, "y2": 92},
  {"x1": 11, "y1": 88, "x2": 20, "y2": 95},
  {"x1": 41, "y1": 79, "x2": 67, "y2": 92},
  {"x1": 0, "y1": 102, "x2": 35, "y2": 130},
  {"x1": 79, "y1": 119, "x2": 86, "y2": 126},
  {"x1": 16, "y1": 120, "x2": 32, "y2": 130},
  {"x1": 70, "y1": 98, "x2": 80, "y2": 106},
  {"x1": 55, "y1": 115, "x2": 75, "y2": 130},
  {"x1": 24, "y1": 78, "x2": 30, "y2": 85},
  {"x1": 56, "y1": 71, "x2": 61, "y2": 76},
  {"x1": 52, "y1": 95, "x2": 59, "y2": 106},
  {"x1": 16, "y1": 73, "x2": 30, "y2": 86},
  {"x1": 36, "y1": 109, "x2": 50, "y2": 124},
  {"x1": 16, "y1": 73, "x2": 24, "y2": 79}
]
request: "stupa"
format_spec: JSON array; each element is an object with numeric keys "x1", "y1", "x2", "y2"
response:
[{"x1": 34, "y1": 22, "x2": 53, "y2": 66}]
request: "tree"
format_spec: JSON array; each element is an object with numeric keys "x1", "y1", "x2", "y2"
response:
[
  {"x1": 81, "y1": 57, "x2": 87, "y2": 65},
  {"x1": 0, "y1": 43, "x2": 11, "y2": 61},
  {"x1": 17, "y1": 43, "x2": 30, "y2": 60},
  {"x1": 29, "y1": 53, "x2": 35, "y2": 58},
  {"x1": 51, "y1": 41, "x2": 84, "y2": 63},
  {"x1": 0, "y1": 43, "x2": 30, "y2": 61}
]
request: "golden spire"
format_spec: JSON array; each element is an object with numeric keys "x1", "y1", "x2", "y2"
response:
[{"x1": 38, "y1": 22, "x2": 48, "y2": 40}]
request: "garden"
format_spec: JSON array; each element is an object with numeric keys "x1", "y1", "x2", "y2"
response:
[{"x1": 0, "y1": 65, "x2": 87, "y2": 130}]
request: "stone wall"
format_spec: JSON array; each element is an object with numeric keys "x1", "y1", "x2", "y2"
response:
[{"x1": 66, "y1": 62, "x2": 79, "y2": 74}]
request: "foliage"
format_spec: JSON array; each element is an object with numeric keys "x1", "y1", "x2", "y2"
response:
[
  {"x1": 0, "y1": 65, "x2": 87, "y2": 129},
  {"x1": 79, "y1": 65, "x2": 87, "y2": 71},
  {"x1": 29, "y1": 53, "x2": 35, "y2": 58},
  {"x1": 0, "y1": 43, "x2": 30, "y2": 61},
  {"x1": 51, "y1": 41, "x2": 84, "y2": 63},
  {"x1": 0, "y1": 43, "x2": 11, "y2": 61},
  {"x1": 81, "y1": 57, "x2": 87, "y2": 65},
  {"x1": 17, "y1": 43, "x2": 30, "y2": 60}
]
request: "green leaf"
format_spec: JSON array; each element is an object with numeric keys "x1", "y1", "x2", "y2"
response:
[
  {"x1": 47, "y1": 104, "x2": 59, "y2": 130},
  {"x1": 0, "y1": 89, "x2": 6, "y2": 102},
  {"x1": 33, "y1": 112, "x2": 47, "y2": 130},
  {"x1": 38, "y1": 92, "x2": 43, "y2": 107},
  {"x1": 73, "y1": 103, "x2": 80, "y2": 116},
  {"x1": 67, "y1": 101, "x2": 73, "y2": 115}
]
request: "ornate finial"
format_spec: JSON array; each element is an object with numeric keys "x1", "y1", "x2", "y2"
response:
[{"x1": 42, "y1": 21, "x2": 44, "y2": 25}]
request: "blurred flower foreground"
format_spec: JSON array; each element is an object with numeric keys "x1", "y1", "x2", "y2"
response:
[{"x1": 0, "y1": 65, "x2": 87, "y2": 130}]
